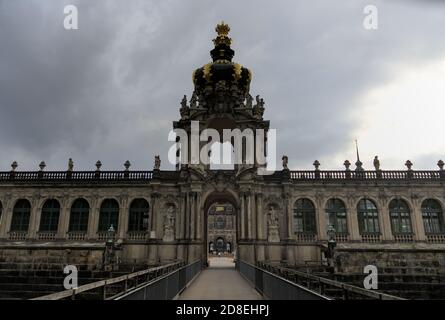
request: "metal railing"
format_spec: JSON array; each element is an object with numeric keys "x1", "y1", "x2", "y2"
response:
[
  {"x1": 116, "y1": 260, "x2": 202, "y2": 300},
  {"x1": 31, "y1": 261, "x2": 197, "y2": 300},
  {"x1": 258, "y1": 262, "x2": 404, "y2": 300},
  {"x1": 238, "y1": 260, "x2": 329, "y2": 300}
]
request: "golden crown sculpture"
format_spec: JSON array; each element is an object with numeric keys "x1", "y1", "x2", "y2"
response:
[
  {"x1": 213, "y1": 21, "x2": 232, "y2": 46},
  {"x1": 216, "y1": 21, "x2": 230, "y2": 36}
]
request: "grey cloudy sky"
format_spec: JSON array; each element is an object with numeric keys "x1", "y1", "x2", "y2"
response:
[{"x1": 1, "y1": 0, "x2": 445, "y2": 171}]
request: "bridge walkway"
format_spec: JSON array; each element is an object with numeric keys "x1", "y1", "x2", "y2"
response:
[{"x1": 178, "y1": 257, "x2": 262, "y2": 300}]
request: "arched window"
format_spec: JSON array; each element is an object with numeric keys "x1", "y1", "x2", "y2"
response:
[
  {"x1": 421, "y1": 199, "x2": 444, "y2": 234},
  {"x1": 326, "y1": 199, "x2": 348, "y2": 234},
  {"x1": 389, "y1": 199, "x2": 412, "y2": 234},
  {"x1": 11, "y1": 199, "x2": 31, "y2": 232},
  {"x1": 69, "y1": 199, "x2": 89, "y2": 232},
  {"x1": 128, "y1": 199, "x2": 150, "y2": 232},
  {"x1": 293, "y1": 199, "x2": 316, "y2": 233},
  {"x1": 357, "y1": 198, "x2": 380, "y2": 234},
  {"x1": 216, "y1": 216, "x2": 225, "y2": 229},
  {"x1": 40, "y1": 199, "x2": 60, "y2": 232},
  {"x1": 98, "y1": 199, "x2": 119, "y2": 232}
]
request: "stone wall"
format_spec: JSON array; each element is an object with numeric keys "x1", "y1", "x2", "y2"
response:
[
  {"x1": 334, "y1": 243, "x2": 445, "y2": 274},
  {"x1": 0, "y1": 246, "x2": 104, "y2": 269}
]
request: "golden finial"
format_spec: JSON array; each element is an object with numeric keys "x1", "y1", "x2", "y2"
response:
[
  {"x1": 216, "y1": 21, "x2": 230, "y2": 37},
  {"x1": 213, "y1": 21, "x2": 232, "y2": 46}
]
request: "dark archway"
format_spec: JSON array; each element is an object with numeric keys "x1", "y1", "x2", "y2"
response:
[
  {"x1": 215, "y1": 237, "x2": 225, "y2": 252},
  {"x1": 203, "y1": 191, "x2": 239, "y2": 265}
]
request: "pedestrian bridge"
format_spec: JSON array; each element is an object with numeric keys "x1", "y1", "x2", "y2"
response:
[{"x1": 33, "y1": 258, "x2": 401, "y2": 300}]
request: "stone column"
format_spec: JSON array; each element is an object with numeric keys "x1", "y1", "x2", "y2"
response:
[
  {"x1": 28, "y1": 197, "x2": 41, "y2": 239},
  {"x1": 0, "y1": 199, "x2": 12, "y2": 239},
  {"x1": 175, "y1": 194, "x2": 182, "y2": 240},
  {"x1": 246, "y1": 192, "x2": 252, "y2": 239},
  {"x1": 57, "y1": 198, "x2": 70, "y2": 239},
  {"x1": 240, "y1": 193, "x2": 245, "y2": 240},
  {"x1": 411, "y1": 197, "x2": 426, "y2": 241},
  {"x1": 190, "y1": 192, "x2": 195, "y2": 240},
  {"x1": 156, "y1": 197, "x2": 164, "y2": 240},
  {"x1": 179, "y1": 192, "x2": 186, "y2": 239},
  {"x1": 347, "y1": 197, "x2": 360, "y2": 241},
  {"x1": 256, "y1": 193, "x2": 264, "y2": 240},
  {"x1": 150, "y1": 193, "x2": 159, "y2": 239},
  {"x1": 285, "y1": 194, "x2": 292, "y2": 239},
  {"x1": 378, "y1": 198, "x2": 393, "y2": 241},
  {"x1": 184, "y1": 192, "x2": 190, "y2": 239},
  {"x1": 87, "y1": 197, "x2": 99, "y2": 240},
  {"x1": 251, "y1": 193, "x2": 257, "y2": 240},
  {"x1": 118, "y1": 196, "x2": 129, "y2": 240},
  {"x1": 196, "y1": 192, "x2": 202, "y2": 240},
  {"x1": 316, "y1": 195, "x2": 327, "y2": 241}
]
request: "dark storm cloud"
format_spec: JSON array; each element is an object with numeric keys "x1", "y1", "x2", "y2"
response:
[{"x1": 0, "y1": 0, "x2": 444, "y2": 171}]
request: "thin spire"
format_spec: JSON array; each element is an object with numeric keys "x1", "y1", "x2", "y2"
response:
[
  {"x1": 355, "y1": 139, "x2": 360, "y2": 162},
  {"x1": 355, "y1": 139, "x2": 364, "y2": 171}
]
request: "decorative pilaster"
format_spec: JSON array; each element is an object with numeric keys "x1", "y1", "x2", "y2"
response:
[
  {"x1": 315, "y1": 194, "x2": 327, "y2": 240},
  {"x1": 246, "y1": 192, "x2": 252, "y2": 239},
  {"x1": 196, "y1": 192, "x2": 202, "y2": 240},
  {"x1": 87, "y1": 197, "x2": 99, "y2": 240},
  {"x1": 240, "y1": 193, "x2": 245, "y2": 239},
  {"x1": 184, "y1": 192, "x2": 190, "y2": 239},
  {"x1": 347, "y1": 194, "x2": 360, "y2": 241},
  {"x1": 284, "y1": 193, "x2": 292, "y2": 240},
  {"x1": 251, "y1": 193, "x2": 257, "y2": 240},
  {"x1": 28, "y1": 196, "x2": 41, "y2": 239},
  {"x1": 256, "y1": 193, "x2": 264, "y2": 240},
  {"x1": 179, "y1": 192, "x2": 187, "y2": 239},
  {"x1": 57, "y1": 198, "x2": 70, "y2": 239},
  {"x1": 150, "y1": 192, "x2": 160, "y2": 239},
  {"x1": 411, "y1": 195, "x2": 426, "y2": 241},
  {"x1": 190, "y1": 192, "x2": 196, "y2": 240},
  {"x1": 0, "y1": 198, "x2": 12, "y2": 239},
  {"x1": 378, "y1": 196, "x2": 393, "y2": 241},
  {"x1": 118, "y1": 195, "x2": 129, "y2": 239}
]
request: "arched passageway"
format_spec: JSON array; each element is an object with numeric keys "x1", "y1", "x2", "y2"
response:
[{"x1": 203, "y1": 191, "x2": 239, "y2": 264}]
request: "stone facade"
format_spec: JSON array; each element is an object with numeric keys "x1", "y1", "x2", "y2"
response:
[{"x1": 1, "y1": 174, "x2": 444, "y2": 268}]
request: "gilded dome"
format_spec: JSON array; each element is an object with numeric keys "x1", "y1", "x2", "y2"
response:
[{"x1": 192, "y1": 22, "x2": 252, "y2": 97}]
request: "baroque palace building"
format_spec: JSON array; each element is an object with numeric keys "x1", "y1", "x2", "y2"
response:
[{"x1": 0, "y1": 23, "x2": 444, "y2": 273}]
